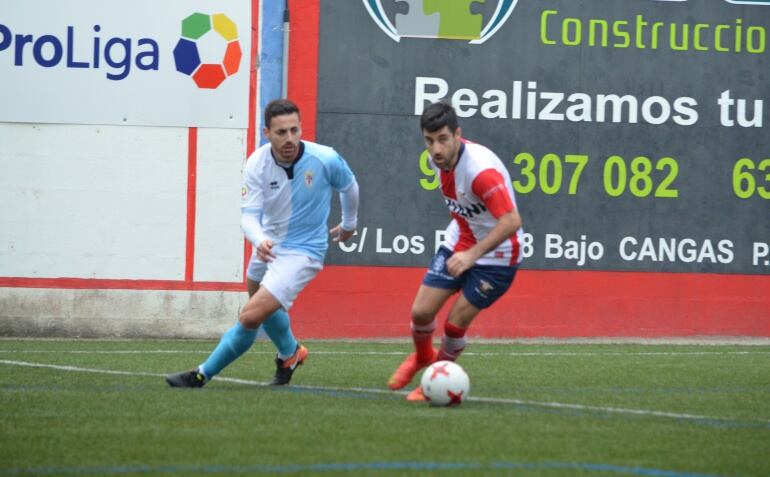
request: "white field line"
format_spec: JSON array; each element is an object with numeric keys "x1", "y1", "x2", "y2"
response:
[{"x1": 1, "y1": 358, "x2": 769, "y2": 426}]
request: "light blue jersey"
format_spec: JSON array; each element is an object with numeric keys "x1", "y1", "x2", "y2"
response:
[{"x1": 241, "y1": 141, "x2": 356, "y2": 260}]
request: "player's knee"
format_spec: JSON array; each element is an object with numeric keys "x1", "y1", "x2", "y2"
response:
[
  {"x1": 239, "y1": 306, "x2": 266, "y2": 329},
  {"x1": 410, "y1": 305, "x2": 435, "y2": 325},
  {"x1": 238, "y1": 313, "x2": 257, "y2": 329}
]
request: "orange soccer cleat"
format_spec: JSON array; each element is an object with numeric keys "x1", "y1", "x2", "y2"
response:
[
  {"x1": 406, "y1": 386, "x2": 426, "y2": 401},
  {"x1": 271, "y1": 344, "x2": 308, "y2": 385},
  {"x1": 387, "y1": 349, "x2": 437, "y2": 390}
]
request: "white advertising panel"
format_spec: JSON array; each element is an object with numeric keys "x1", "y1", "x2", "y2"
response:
[{"x1": 0, "y1": 0, "x2": 251, "y2": 128}]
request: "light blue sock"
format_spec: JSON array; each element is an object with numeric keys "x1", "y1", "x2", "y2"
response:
[
  {"x1": 260, "y1": 309, "x2": 298, "y2": 357},
  {"x1": 200, "y1": 322, "x2": 258, "y2": 379}
]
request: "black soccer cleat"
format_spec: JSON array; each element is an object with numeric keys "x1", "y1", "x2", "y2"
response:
[
  {"x1": 270, "y1": 344, "x2": 308, "y2": 385},
  {"x1": 165, "y1": 369, "x2": 207, "y2": 388}
]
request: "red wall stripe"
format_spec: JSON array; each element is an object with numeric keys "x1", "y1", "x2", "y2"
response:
[
  {"x1": 243, "y1": 0, "x2": 260, "y2": 283},
  {"x1": 184, "y1": 127, "x2": 198, "y2": 282},
  {"x1": 247, "y1": 0, "x2": 259, "y2": 158}
]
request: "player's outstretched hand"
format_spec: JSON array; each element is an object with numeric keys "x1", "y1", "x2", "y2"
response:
[
  {"x1": 256, "y1": 239, "x2": 276, "y2": 262},
  {"x1": 330, "y1": 224, "x2": 356, "y2": 243}
]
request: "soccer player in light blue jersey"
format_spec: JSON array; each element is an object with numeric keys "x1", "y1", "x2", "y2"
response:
[{"x1": 166, "y1": 99, "x2": 359, "y2": 387}]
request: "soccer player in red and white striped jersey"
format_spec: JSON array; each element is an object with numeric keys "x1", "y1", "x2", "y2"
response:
[{"x1": 388, "y1": 102, "x2": 524, "y2": 400}]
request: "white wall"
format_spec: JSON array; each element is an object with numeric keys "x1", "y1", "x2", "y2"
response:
[
  {"x1": 0, "y1": 122, "x2": 250, "y2": 337},
  {"x1": 194, "y1": 128, "x2": 247, "y2": 283}
]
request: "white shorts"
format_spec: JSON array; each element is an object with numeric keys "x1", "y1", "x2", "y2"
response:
[{"x1": 246, "y1": 250, "x2": 323, "y2": 310}]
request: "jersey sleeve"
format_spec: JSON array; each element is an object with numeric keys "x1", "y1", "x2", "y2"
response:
[
  {"x1": 325, "y1": 152, "x2": 355, "y2": 191},
  {"x1": 471, "y1": 168, "x2": 514, "y2": 218},
  {"x1": 241, "y1": 159, "x2": 263, "y2": 212}
]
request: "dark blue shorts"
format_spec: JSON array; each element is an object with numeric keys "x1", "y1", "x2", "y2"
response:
[{"x1": 422, "y1": 247, "x2": 518, "y2": 309}]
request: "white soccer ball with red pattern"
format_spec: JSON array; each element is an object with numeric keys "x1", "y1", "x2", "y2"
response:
[{"x1": 420, "y1": 360, "x2": 470, "y2": 406}]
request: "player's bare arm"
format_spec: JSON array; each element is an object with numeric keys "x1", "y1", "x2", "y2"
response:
[{"x1": 446, "y1": 209, "x2": 521, "y2": 277}]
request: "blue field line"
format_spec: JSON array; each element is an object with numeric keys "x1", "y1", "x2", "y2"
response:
[{"x1": 0, "y1": 461, "x2": 730, "y2": 476}]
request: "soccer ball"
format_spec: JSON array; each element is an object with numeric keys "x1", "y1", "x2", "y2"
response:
[{"x1": 420, "y1": 361, "x2": 470, "y2": 406}]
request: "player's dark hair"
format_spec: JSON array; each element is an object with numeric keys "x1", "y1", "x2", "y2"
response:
[
  {"x1": 420, "y1": 101, "x2": 458, "y2": 134},
  {"x1": 264, "y1": 99, "x2": 300, "y2": 129}
]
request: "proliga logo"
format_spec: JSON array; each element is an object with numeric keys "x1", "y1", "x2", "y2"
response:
[
  {"x1": 363, "y1": 0, "x2": 518, "y2": 44},
  {"x1": 173, "y1": 13, "x2": 241, "y2": 89}
]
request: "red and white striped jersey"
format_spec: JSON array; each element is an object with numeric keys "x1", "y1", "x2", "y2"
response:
[{"x1": 432, "y1": 141, "x2": 523, "y2": 266}]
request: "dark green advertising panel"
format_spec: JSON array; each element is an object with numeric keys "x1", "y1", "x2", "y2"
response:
[{"x1": 319, "y1": 0, "x2": 770, "y2": 274}]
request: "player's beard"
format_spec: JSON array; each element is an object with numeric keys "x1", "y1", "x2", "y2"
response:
[
  {"x1": 436, "y1": 145, "x2": 460, "y2": 171},
  {"x1": 278, "y1": 142, "x2": 298, "y2": 162}
]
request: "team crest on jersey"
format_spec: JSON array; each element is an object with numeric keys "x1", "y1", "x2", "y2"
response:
[
  {"x1": 304, "y1": 170, "x2": 314, "y2": 187},
  {"x1": 241, "y1": 185, "x2": 248, "y2": 198}
]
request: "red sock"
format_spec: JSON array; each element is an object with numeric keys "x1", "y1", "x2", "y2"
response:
[
  {"x1": 438, "y1": 321, "x2": 467, "y2": 361},
  {"x1": 411, "y1": 320, "x2": 436, "y2": 363}
]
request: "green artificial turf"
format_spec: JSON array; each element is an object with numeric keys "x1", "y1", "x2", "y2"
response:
[{"x1": 1, "y1": 339, "x2": 768, "y2": 476}]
